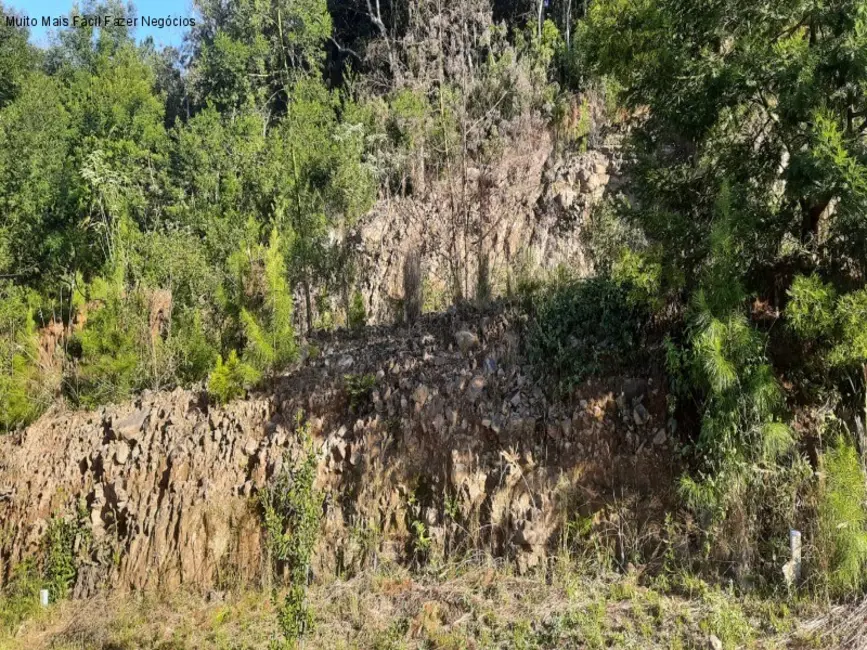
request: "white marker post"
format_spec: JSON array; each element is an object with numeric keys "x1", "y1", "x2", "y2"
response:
[
  {"x1": 790, "y1": 529, "x2": 802, "y2": 582},
  {"x1": 782, "y1": 529, "x2": 802, "y2": 588},
  {"x1": 40, "y1": 589, "x2": 49, "y2": 607}
]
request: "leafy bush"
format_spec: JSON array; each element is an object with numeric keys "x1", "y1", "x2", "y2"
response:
[
  {"x1": 815, "y1": 436, "x2": 867, "y2": 598},
  {"x1": 829, "y1": 289, "x2": 867, "y2": 370},
  {"x1": 43, "y1": 507, "x2": 89, "y2": 601},
  {"x1": 674, "y1": 304, "x2": 797, "y2": 578},
  {"x1": 528, "y1": 275, "x2": 648, "y2": 389},
  {"x1": 348, "y1": 290, "x2": 367, "y2": 330},
  {"x1": 207, "y1": 350, "x2": 260, "y2": 404},
  {"x1": 344, "y1": 373, "x2": 376, "y2": 414},
  {"x1": 0, "y1": 283, "x2": 45, "y2": 431},
  {"x1": 238, "y1": 230, "x2": 297, "y2": 374},
  {"x1": 66, "y1": 268, "x2": 153, "y2": 407},
  {"x1": 170, "y1": 308, "x2": 219, "y2": 384},
  {"x1": 260, "y1": 415, "x2": 322, "y2": 646},
  {"x1": 787, "y1": 275, "x2": 837, "y2": 342},
  {"x1": 0, "y1": 561, "x2": 41, "y2": 634},
  {"x1": 612, "y1": 248, "x2": 665, "y2": 311},
  {"x1": 786, "y1": 277, "x2": 867, "y2": 402}
]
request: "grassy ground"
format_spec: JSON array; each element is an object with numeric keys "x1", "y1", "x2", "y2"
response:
[{"x1": 0, "y1": 557, "x2": 834, "y2": 650}]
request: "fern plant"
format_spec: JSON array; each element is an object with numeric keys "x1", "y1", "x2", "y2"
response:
[
  {"x1": 239, "y1": 229, "x2": 297, "y2": 374},
  {"x1": 207, "y1": 350, "x2": 259, "y2": 404},
  {"x1": 816, "y1": 436, "x2": 867, "y2": 598}
]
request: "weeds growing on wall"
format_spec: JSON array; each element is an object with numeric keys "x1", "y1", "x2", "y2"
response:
[
  {"x1": 260, "y1": 414, "x2": 323, "y2": 647},
  {"x1": 43, "y1": 502, "x2": 91, "y2": 602},
  {"x1": 528, "y1": 273, "x2": 649, "y2": 391},
  {"x1": 344, "y1": 373, "x2": 376, "y2": 414}
]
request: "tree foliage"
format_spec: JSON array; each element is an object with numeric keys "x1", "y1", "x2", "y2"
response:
[{"x1": 579, "y1": 0, "x2": 867, "y2": 588}]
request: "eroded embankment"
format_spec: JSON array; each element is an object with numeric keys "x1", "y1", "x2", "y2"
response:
[{"x1": 0, "y1": 306, "x2": 674, "y2": 596}]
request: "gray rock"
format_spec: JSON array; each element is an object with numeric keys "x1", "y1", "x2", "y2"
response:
[
  {"x1": 113, "y1": 408, "x2": 150, "y2": 442},
  {"x1": 633, "y1": 403, "x2": 651, "y2": 426},
  {"x1": 114, "y1": 443, "x2": 130, "y2": 465},
  {"x1": 412, "y1": 384, "x2": 430, "y2": 407},
  {"x1": 332, "y1": 440, "x2": 347, "y2": 462},
  {"x1": 653, "y1": 429, "x2": 667, "y2": 446},
  {"x1": 455, "y1": 330, "x2": 479, "y2": 354},
  {"x1": 467, "y1": 375, "x2": 487, "y2": 401}
]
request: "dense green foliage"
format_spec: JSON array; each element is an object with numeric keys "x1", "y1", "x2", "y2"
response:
[
  {"x1": 42, "y1": 509, "x2": 90, "y2": 602},
  {"x1": 207, "y1": 350, "x2": 260, "y2": 404},
  {"x1": 578, "y1": 0, "x2": 867, "y2": 592},
  {"x1": 0, "y1": 284, "x2": 44, "y2": 431},
  {"x1": 0, "y1": 0, "x2": 380, "y2": 415},
  {"x1": 529, "y1": 274, "x2": 649, "y2": 389},
  {"x1": 816, "y1": 436, "x2": 867, "y2": 598},
  {"x1": 0, "y1": 0, "x2": 564, "y2": 419}
]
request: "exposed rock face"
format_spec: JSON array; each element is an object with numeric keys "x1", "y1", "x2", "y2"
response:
[
  {"x1": 0, "y1": 305, "x2": 671, "y2": 596},
  {"x1": 345, "y1": 127, "x2": 626, "y2": 324}
]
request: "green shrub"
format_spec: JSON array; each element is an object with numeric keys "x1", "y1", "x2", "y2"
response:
[
  {"x1": 348, "y1": 290, "x2": 367, "y2": 330},
  {"x1": 612, "y1": 248, "x2": 664, "y2": 311},
  {"x1": 829, "y1": 288, "x2": 867, "y2": 370},
  {"x1": 815, "y1": 436, "x2": 867, "y2": 598},
  {"x1": 581, "y1": 198, "x2": 645, "y2": 274},
  {"x1": 787, "y1": 275, "x2": 837, "y2": 342},
  {"x1": 528, "y1": 275, "x2": 648, "y2": 389},
  {"x1": 0, "y1": 283, "x2": 45, "y2": 431},
  {"x1": 260, "y1": 415, "x2": 322, "y2": 646},
  {"x1": 786, "y1": 278, "x2": 867, "y2": 400},
  {"x1": 675, "y1": 307, "x2": 798, "y2": 573},
  {"x1": 241, "y1": 229, "x2": 298, "y2": 372},
  {"x1": 344, "y1": 373, "x2": 376, "y2": 414},
  {"x1": 208, "y1": 350, "x2": 260, "y2": 404},
  {"x1": 170, "y1": 308, "x2": 219, "y2": 384},
  {"x1": 43, "y1": 509, "x2": 89, "y2": 601},
  {"x1": 66, "y1": 268, "x2": 151, "y2": 408},
  {"x1": 0, "y1": 560, "x2": 41, "y2": 634}
]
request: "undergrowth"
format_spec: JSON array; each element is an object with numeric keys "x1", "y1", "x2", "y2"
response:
[
  {"x1": 260, "y1": 413, "x2": 323, "y2": 648},
  {"x1": 527, "y1": 273, "x2": 650, "y2": 391},
  {"x1": 2, "y1": 557, "x2": 825, "y2": 650}
]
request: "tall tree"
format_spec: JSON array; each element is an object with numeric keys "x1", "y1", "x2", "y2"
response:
[
  {"x1": 581, "y1": 0, "x2": 867, "y2": 288},
  {"x1": 190, "y1": 0, "x2": 332, "y2": 115},
  {"x1": 0, "y1": 3, "x2": 37, "y2": 108}
]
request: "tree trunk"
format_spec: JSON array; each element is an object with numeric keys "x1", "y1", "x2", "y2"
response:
[
  {"x1": 304, "y1": 277, "x2": 313, "y2": 335},
  {"x1": 538, "y1": 0, "x2": 545, "y2": 39},
  {"x1": 799, "y1": 196, "x2": 830, "y2": 245}
]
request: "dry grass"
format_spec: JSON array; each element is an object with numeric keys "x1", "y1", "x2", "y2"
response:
[{"x1": 2, "y1": 555, "x2": 837, "y2": 650}]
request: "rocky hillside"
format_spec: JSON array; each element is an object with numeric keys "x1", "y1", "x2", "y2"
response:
[
  {"x1": 344, "y1": 125, "x2": 628, "y2": 324},
  {"x1": 0, "y1": 304, "x2": 673, "y2": 596}
]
